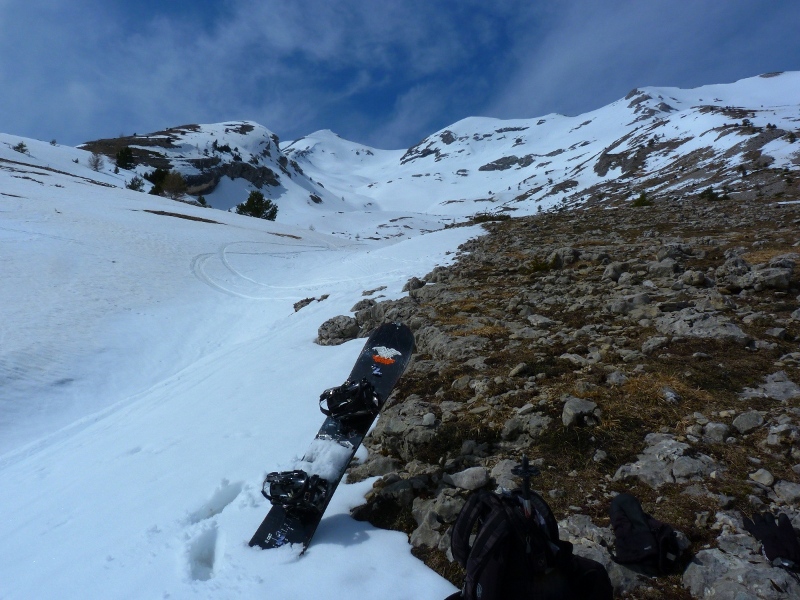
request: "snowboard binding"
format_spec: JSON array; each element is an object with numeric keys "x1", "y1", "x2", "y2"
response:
[
  {"x1": 319, "y1": 378, "x2": 381, "y2": 423},
  {"x1": 262, "y1": 470, "x2": 329, "y2": 514}
]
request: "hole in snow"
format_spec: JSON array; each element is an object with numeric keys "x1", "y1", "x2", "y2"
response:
[
  {"x1": 187, "y1": 524, "x2": 221, "y2": 581},
  {"x1": 187, "y1": 479, "x2": 243, "y2": 524}
]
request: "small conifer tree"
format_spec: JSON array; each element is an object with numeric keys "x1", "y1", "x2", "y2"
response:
[
  {"x1": 115, "y1": 147, "x2": 135, "y2": 170},
  {"x1": 236, "y1": 190, "x2": 278, "y2": 220}
]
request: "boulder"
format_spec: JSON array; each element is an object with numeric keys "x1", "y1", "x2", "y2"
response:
[
  {"x1": 732, "y1": 411, "x2": 764, "y2": 434},
  {"x1": 562, "y1": 396, "x2": 601, "y2": 427},
  {"x1": 655, "y1": 308, "x2": 751, "y2": 345},
  {"x1": 315, "y1": 315, "x2": 360, "y2": 345}
]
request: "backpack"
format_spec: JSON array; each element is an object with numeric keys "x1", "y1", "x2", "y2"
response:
[
  {"x1": 608, "y1": 493, "x2": 681, "y2": 575},
  {"x1": 450, "y1": 489, "x2": 571, "y2": 600}
]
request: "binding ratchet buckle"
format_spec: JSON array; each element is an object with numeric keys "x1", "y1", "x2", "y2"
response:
[
  {"x1": 319, "y1": 378, "x2": 381, "y2": 423},
  {"x1": 262, "y1": 470, "x2": 329, "y2": 513}
]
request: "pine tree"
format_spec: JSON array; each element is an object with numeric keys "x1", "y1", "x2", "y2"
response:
[{"x1": 236, "y1": 190, "x2": 278, "y2": 220}]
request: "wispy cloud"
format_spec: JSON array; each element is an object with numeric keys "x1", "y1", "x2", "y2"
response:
[
  {"x1": 0, "y1": 1, "x2": 798, "y2": 149},
  {"x1": 485, "y1": 1, "x2": 800, "y2": 119}
]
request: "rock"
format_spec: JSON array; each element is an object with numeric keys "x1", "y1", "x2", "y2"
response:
[
  {"x1": 348, "y1": 455, "x2": 401, "y2": 481},
  {"x1": 608, "y1": 293, "x2": 651, "y2": 315},
  {"x1": 774, "y1": 480, "x2": 800, "y2": 504},
  {"x1": 748, "y1": 468, "x2": 775, "y2": 487},
  {"x1": 614, "y1": 434, "x2": 717, "y2": 488},
  {"x1": 501, "y1": 416, "x2": 523, "y2": 440},
  {"x1": 672, "y1": 455, "x2": 715, "y2": 481},
  {"x1": 602, "y1": 262, "x2": 627, "y2": 282},
  {"x1": 606, "y1": 371, "x2": 628, "y2": 386},
  {"x1": 403, "y1": 276, "x2": 426, "y2": 292},
  {"x1": 647, "y1": 258, "x2": 679, "y2": 278},
  {"x1": 766, "y1": 423, "x2": 800, "y2": 446},
  {"x1": 739, "y1": 371, "x2": 800, "y2": 402},
  {"x1": 509, "y1": 362, "x2": 528, "y2": 377},
  {"x1": 732, "y1": 411, "x2": 764, "y2": 434},
  {"x1": 683, "y1": 548, "x2": 800, "y2": 599},
  {"x1": 350, "y1": 298, "x2": 376, "y2": 313},
  {"x1": 369, "y1": 395, "x2": 438, "y2": 461},
  {"x1": 681, "y1": 270, "x2": 706, "y2": 286},
  {"x1": 766, "y1": 327, "x2": 790, "y2": 340},
  {"x1": 526, "y1": 314, "x2": 556, "y2": 328},
  {"x1": 655, "y1": 308, "x2": 751, "y2": 345},
  {"x1": 749, "y1": 267, "x2": 793, "y2": 291},
  {"x1": 562, "y1": 396, "x2": 600, "y2": 427},
  {"x1": 642, "y1": 336, "x2": 669, "y2": 355},
  {"x1": 661, "y1": 386, "x2": 682, "y2": 404},
  {"x1": 315, "y1": 315, "x2": 360, "y2": 345},
  {"x1": 547, "y1": 247, "x2": 579, "y2": 269},
  {"x1": 703, "y1": 422, "x2": 729, "y2": 444},
  {"x1": 558, "y1": 515, "x2": 650, "y2": 596},
  {"x1": 443, "y1": 467, "x2": 490, "y2": 490},
  {"x1": 491, "y1": 459, "x2": 520, "y2": 491},
  {"x1": 416, "y1": 325, "x2": 488, "y2": 360}
]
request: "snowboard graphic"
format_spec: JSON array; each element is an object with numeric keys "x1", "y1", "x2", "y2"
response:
[{"x1": 249, "y1": 322, "x2": 414, "y2": 551}]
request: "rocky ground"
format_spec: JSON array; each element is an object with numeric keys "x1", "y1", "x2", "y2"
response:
[{"x1": 315, "y1": 189, "x2": 800, "y2": 598}]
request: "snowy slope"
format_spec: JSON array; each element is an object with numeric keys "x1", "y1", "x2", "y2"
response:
[
  {"x1": 286, "y1": 72, "x2": 800, "y2": 215},
  {"x1": 0, "y1": 135, "x2": 473, "y2": 598}
]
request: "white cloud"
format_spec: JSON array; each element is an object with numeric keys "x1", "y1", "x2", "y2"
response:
[{"x1": 0, "y1": 1, "x2": 798, "y2": 148}]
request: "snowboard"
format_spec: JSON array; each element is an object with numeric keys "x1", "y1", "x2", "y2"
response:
[{"x1": 249, "y1": 322, "x2": 414, "y2": 551}]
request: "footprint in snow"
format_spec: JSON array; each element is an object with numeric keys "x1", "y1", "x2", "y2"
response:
[{"x1": 187, "y1": 479, "x2": 244, "y2": 524}]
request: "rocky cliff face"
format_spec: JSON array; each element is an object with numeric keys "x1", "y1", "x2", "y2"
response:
[{"x1": 315, "y1": 179, "x2": 800, "y2": 598}]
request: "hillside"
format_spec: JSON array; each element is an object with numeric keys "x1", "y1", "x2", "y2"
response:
[{"x1": 328, "y1": 188, "x2": 800, "y2": 598}]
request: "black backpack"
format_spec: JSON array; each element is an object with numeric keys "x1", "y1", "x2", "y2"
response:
[
  {"x1": 448, "y1": 456, "x2": 613, "y2": 600},
  {"x1": 449, "y1": 488, "x2": 574, "y2": 600},
  {"x1": 608, "y1": 493, "x2": 681, "y2": 575}
]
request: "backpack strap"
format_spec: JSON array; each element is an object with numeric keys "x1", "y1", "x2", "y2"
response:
[{"x1": 450, "y1": 491, "x2": 496, "y2": 568}]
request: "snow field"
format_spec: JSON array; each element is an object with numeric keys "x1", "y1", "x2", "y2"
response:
[{"x1": 1, "y1": 136, "x2": 480, "y2": 598}]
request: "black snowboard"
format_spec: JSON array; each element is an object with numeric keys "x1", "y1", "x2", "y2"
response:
[{"x1": 249, "y1": 322, "x2": 414, "y2": 551}]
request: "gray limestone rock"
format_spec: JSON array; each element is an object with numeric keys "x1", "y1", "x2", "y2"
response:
[
  {"x1": 732, "y1": 410, "x2": 764, "y2": 434},
  {"x1": 443, "y1": 466, "x2": 490, "y2": 490},
  {"x1": 602, "y1": 262, "x2": 627, "y2": 282},
  {"x1": 315, "y1": 315, "x2": 360, "y2": 345},
  {"x1": 655, "y1": 308, "x2": 751, "y2": 345},
  {"x1": 739, "y1": 371, "x2": 800, "y2": 402},
  {"x1": 562, "y1": 396, "x2": 600, "y2": 427},
  {"x1": 704, "y1": 422, "x2": 730, "y2": 444},
  {"x1": 774, "y1": 480, "x2": 800, "y2": 504},
  {"x1": 614, "y1": 433, "x2": 717, "y2": 488},
  {"x1": 647, "y1": 258, "x2": 679, "y2": 278},
  {"x1": 683, "y1": 548, "x2": 800, "y2": 599},
  {"x1": 748, "y1": 468, "x2": 775, "y2": 487}
]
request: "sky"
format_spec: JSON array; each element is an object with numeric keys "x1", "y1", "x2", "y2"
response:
[{"x1": 1, "y1": 0, "x2": 799, "y2": 150}]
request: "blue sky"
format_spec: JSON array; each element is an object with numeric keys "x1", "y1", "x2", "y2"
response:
[{"x1": 1, "y1": 1, "x2": 799, "y2": 149}]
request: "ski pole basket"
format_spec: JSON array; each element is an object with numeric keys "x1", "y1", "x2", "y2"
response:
[
  {"x1": 319, "y1": 378, "x2": 381, "y2": 423},
  {"x1": 262, "y1": 470, "x2": 329, "y2": 514}
]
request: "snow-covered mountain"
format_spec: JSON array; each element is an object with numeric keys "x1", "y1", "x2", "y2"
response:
[
  {"x1": 286, "y1": 71, "x2": 800, "y2": 215},
  {"x1": 77, "y1": 71, "x2": 800, "y2": 226}
]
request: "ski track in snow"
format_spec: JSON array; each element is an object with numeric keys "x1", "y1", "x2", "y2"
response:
[{"x1": 191, "y1": 237, "x2": 443, "y2": 300}]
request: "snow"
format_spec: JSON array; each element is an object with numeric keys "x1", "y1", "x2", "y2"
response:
[{"x1": 0, "y1": 135, "x2": 468, "y2": 599}]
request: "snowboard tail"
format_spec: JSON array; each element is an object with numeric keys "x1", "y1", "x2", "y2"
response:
[{"x1": 249, "y1": 322, "x2": 414, "y2": 551}]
